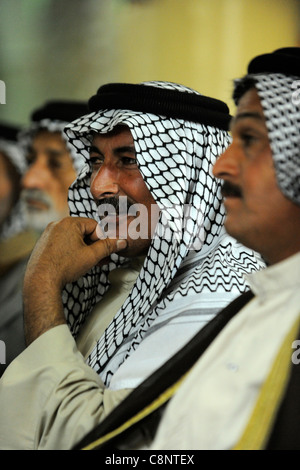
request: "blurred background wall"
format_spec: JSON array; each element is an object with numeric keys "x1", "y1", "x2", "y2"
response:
[{"x1": 0, "y1": 0, "x2": 299, "y2": 126}]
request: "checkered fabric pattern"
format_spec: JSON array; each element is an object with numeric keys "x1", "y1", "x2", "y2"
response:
[
  {"x1": 251, "y1": 73, "x2": 300, "y2": 206},
  {"x1": 62, "y1": 81, "x2": 265, "y2": 385}
]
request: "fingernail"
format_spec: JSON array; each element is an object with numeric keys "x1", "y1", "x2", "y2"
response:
[{"x1": 117, "y1": 239, "x2": 127, "y2": 250}]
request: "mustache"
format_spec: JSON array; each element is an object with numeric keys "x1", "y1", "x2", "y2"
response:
[
  {"x1": 96, "y1": 196, "x2": 135, "y2": 217},
  {"x1": 20, "y1": 188, "x2": 53, "y2": 208},
  {"x1": 221, "y1": 181, "x2": 242, "y2": 198}
]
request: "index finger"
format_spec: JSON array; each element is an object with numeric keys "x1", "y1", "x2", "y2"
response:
[{"x1": 85, "y1": 237, "x2": 127, "y2": 267}]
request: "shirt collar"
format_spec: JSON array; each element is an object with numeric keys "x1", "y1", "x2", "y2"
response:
[{"x1": 245, "y1": 251, "x2": 300, "y2": 297}]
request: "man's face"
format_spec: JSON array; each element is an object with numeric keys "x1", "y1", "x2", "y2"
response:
[
  {"x1": 0, "y1": 152, "x2": 15, "y2": 228},
  {"x1": 213, "y1": 87, "x2": 300, "y2": 265},
  {"x1": 89, "y1": 126, "x2": 159, "y2": 258},
  {"x1": 21, "y1": 130, "x2": 77, "y2": 233}
]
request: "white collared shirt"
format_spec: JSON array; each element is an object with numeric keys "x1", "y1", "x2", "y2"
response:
[{"x1": 151, "y1": 252, "x2": 300, "y2": 450}]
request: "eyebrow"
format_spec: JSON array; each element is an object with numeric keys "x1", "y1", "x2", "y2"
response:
[
  {"x1": 47, "y1": 149, "x2": 67, "y2": 157},
  {"x1": 89, "y1": 145, "x2": 136, "y2": 157},
  {"x1": 27, "y1": 147, "x2": 66, "y2": 157},
  {"x1": 230, "y1": 111, "x2": 265, "y2": 130}
]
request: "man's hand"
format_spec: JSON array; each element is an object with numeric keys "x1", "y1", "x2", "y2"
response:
[{"x1": 23, "y1": 216, "x2": 127, "y2": 345}]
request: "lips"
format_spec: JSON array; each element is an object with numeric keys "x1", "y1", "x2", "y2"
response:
[
  {"x1": 99, "y1": 213, "x2": 131, "y2": 238},
  {"x1": 25, "y1": 198, "x2": 49, "y2": 211},
  {"x1": 21, "y1": 189, "x2": 52, "y2": 211}
]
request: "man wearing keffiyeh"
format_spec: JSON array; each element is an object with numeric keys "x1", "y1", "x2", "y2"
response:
[
  {"x1": 0, "y1": 81, "x2": 264, "y2": 450},
  {"x1": 19, "y1": 100, "x2": 88, "y2": 234},
  {"x1": 94, "y1": 48, "x2": 300, "y2": 451},
  {"x1": 0, "y1": 123, "x2": 38, "y2": 376}
]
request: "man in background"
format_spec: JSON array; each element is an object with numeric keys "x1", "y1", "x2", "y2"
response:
[
  {"x1": 0, "y1": 122, "x2": 37, "y2": 375},
  {"x1": 19, "y1": 100, "x2": 88, "y2": 234},
  {"x1": 0, "y1": 100, "x2": 88, "y2": 375}
]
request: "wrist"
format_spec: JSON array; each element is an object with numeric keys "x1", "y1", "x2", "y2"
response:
[{"x1": 23, "y1": 270, "x2": 66, "y2": 346}]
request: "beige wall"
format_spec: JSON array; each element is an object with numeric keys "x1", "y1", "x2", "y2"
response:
[
  {"x1": 115, "y1": 0, "x2": 300, "y2": 112},
  {"x1": 0, "y1": 0, "x2": 299, "y2": 124}
]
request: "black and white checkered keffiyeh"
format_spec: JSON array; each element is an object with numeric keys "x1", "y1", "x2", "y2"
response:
[
  {"x1": 18, "y1": 101, "x2": 89, "y2": 174},
  {"x1": 63, "y1": 81, "x2": 265, "y2": 385},
  {"x1": 247, "y1": 73, "x2": 300, "y2": 206},
  {"x1": 18, "y1": 119, "x2": 86, "y2": 174},
  {"x1": 236, "y1": 47, "x2": 300, "y2": 206}
]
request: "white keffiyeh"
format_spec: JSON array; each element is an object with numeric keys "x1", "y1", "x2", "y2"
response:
[
  {"x1": 63, "y1": 81, "x2": 265, "y2": 386},
  {"x1": 249, "y1": 73, "x2": 300, "y2": 206},
  {"x1": 234, "y1": 47, "x2": 300, "y2": 206},
  {"x1": 18, "y1": 118, "x2": 85, "y2": 174}
]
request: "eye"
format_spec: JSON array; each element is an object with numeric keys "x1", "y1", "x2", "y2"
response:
[
  {"x1": 26, "y1": 155, "x2": 34, "y2": 166},
  {"x1": 121, "y1": 156, "x2": 137, "y2": 166},
  {"x1": 240, "y1": 132, "x2": 257, "y2": 147},
  {"x1": 90, "y1": 155, "x2": 104, "y2": 169},
  {"x1": 49, "y1": 158, "x2": 63, "y2": 170},
  {"x1": 26, "y1": 151, "x2": 36, "y2": 166}
]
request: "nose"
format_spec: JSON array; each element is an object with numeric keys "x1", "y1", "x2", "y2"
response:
[
  {"x1": 22, "y1": 157, "x2": 51, "y2": 190},
  {"x1": 90, "y1": 163, "x2": 120, "y2": 200},
  {"x1": 212, "y1": 143, "x2": 239, "y2": 179}
]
